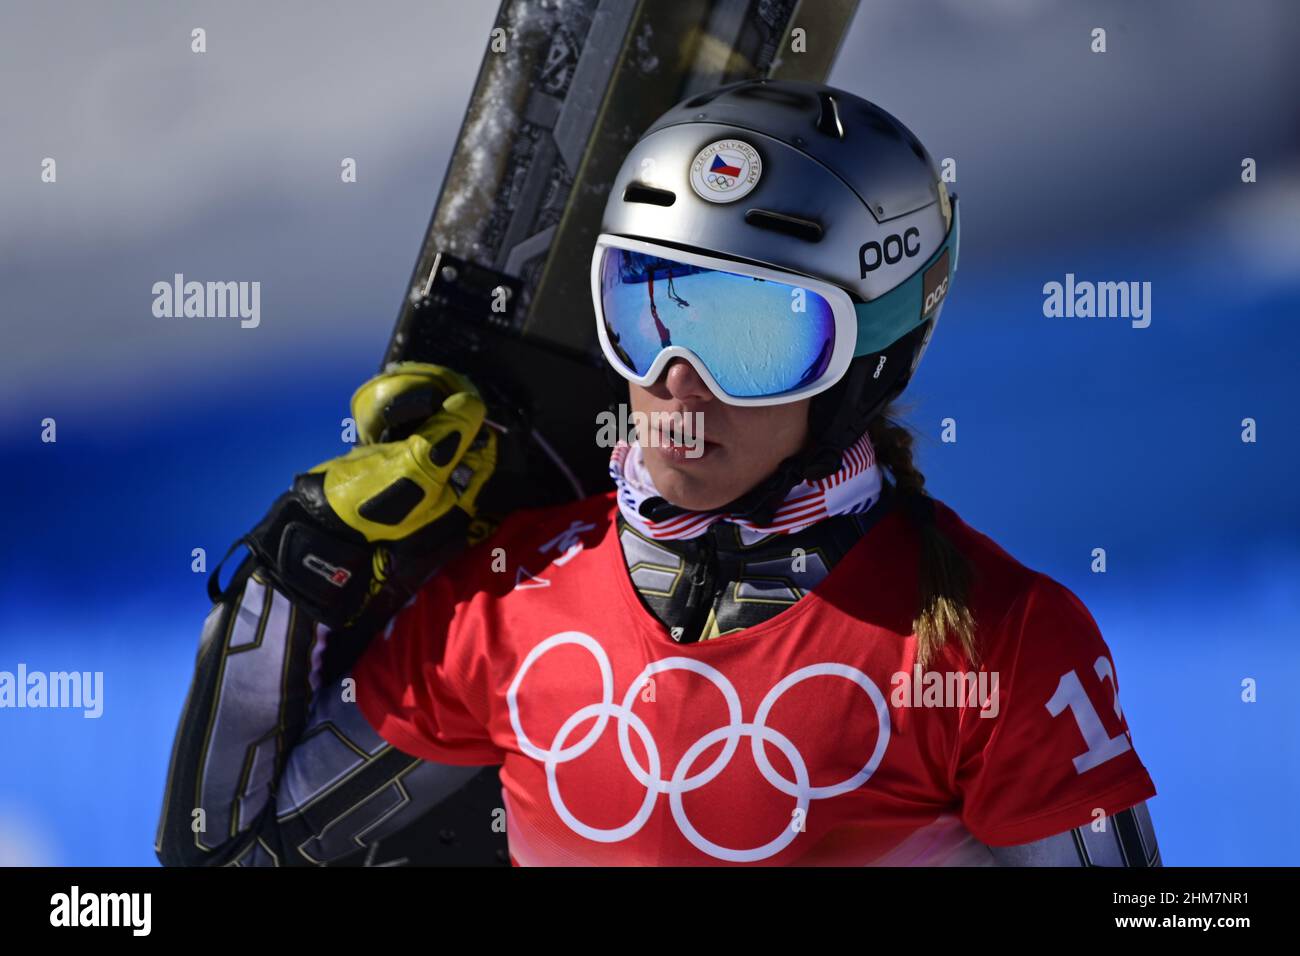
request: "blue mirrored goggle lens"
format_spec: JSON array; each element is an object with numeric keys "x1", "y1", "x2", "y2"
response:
[{"x1": 599, "y1": 247, "x2": 837, "y2": 398}]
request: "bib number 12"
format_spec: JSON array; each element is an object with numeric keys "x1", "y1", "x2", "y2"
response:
[{"x1": 1045, "y1": 656, "x2": 1132, "y2": 774}]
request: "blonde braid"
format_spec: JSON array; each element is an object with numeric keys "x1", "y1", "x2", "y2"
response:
[{"x1": 867, "y1": 404, "x2": 979, "y2": 668}]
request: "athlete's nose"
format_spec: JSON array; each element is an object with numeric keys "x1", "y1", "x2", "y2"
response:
[{"x1": 661, "y1": 358, "x2": 713, "y2": 404}]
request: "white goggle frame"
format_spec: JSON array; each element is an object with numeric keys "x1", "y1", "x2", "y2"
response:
[{"x1": 590, "y1": 232, "x2": 860, "y2": 407}]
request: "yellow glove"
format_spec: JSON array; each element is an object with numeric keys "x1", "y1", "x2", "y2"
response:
[
  {"x1": 238, "y1": 363, "x2": 497, "y2": 632},
  {"x1": 313, "y1": 364, "x2": 497, "y2": 542}
]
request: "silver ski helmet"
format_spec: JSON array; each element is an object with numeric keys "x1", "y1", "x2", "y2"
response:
[{"x1": 593, "y1": 79, "x2": 959, "y2": 518}]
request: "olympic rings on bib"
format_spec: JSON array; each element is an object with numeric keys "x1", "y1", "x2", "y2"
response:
[{"x1": 506, "y1": 631, "x2": 892, "y2": 863}]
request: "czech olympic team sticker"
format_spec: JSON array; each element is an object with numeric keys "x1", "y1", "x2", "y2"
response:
[{"x1": 689, "y1": 139, "x2": 762, "y2": 203}]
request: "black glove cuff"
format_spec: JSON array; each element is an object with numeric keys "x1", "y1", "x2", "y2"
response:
[{"x1": 230, "y1": 490, "x2": 374, "y2": 629}]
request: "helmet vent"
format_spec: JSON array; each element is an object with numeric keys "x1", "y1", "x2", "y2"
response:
[
  {"x1": 622, "y1": 183, "x2": 676, "y2": 207},
  {"x1": 743, "y1": 209, "x2": 823, "y2": 243},
  {"x1": 816, "y1": 93, "x2": 844, "y2": 139},
  {"x1": 684, "y1": 90, "x2": 720, "y2": 109}
]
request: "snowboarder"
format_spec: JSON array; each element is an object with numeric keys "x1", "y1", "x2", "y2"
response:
[{"x1": 156, "y1": 80, "x2": 1158, "y2": 867}]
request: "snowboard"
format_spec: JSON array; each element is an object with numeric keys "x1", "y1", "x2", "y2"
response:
[{"x1": 360, "y1": 0, "x2": 860, "y2": 866}]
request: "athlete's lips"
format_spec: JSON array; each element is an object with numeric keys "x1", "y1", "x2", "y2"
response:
[
  {"x1": 655, "y1": 418, "x2": 717, "y2": 449},
  {"x1": 653, "y1": 441, "x2": 713, "y2": 464},
  {"x1": 648, "y1": 416, "x2": 717, "y2": 464}
]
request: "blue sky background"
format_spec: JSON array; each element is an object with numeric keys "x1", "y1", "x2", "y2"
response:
[{"x1": 1, "y1": 0, "x2": 1297, "y2": 865}]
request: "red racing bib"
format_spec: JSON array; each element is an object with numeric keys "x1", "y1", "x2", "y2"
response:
[{"x1": 353, "y1": 493, "x2": 1156, "y2": 865}]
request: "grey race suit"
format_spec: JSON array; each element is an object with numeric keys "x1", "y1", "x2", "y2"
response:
[
  {"x1": 155, "y1": 485, "x2": 1160, "y2": 866},
  {"x1": 154, "y1": 556, "x2": 494, "y2": 866}
]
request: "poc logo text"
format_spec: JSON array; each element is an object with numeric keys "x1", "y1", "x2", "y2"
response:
[{"x1": 859, "y1": 227, "x2": 920, "y2": 277}]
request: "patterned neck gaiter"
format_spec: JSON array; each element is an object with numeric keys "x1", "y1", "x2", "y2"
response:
[{"x1": 609, "y1": 430, "x2": 884, "y2": 543}]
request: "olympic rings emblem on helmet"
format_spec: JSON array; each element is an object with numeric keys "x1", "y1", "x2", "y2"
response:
[
  {"x1": 506, "y1": 631, "x2": 892, "y2": 863},
  {"x1": 688, "y1": 139, "x2": 762, "y2": 204}
]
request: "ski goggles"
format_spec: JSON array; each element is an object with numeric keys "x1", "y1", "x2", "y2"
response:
[{"x1": 591, "y1": 196, "x2": 959, "y2": 406}]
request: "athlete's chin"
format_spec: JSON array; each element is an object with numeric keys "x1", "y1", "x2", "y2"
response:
[{"x1": 645, "y1": 450, "x2": 750, "y2": 511}]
